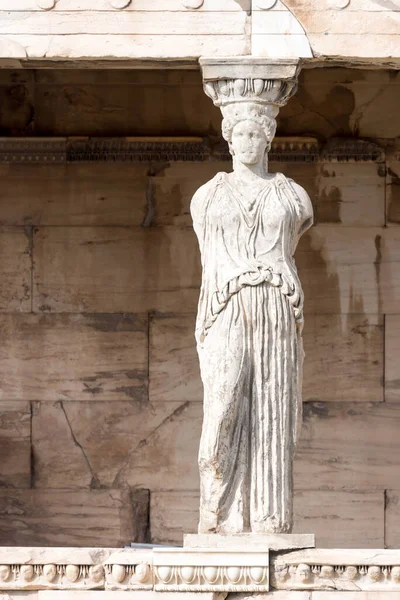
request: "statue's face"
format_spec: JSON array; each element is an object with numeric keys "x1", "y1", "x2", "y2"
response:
[{"x1": 231, "y1": 120, "x2": 268, "y2": 165}]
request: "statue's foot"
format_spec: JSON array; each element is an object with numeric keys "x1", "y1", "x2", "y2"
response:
[
  {"x1": 198, "y1": 509, "x2": 218, "y2": 534},
  {"x1": 251, "y1": 520, "x2": 292, "y2": 534}
]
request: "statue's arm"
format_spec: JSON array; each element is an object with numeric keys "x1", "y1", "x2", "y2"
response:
[
  {"x1": 190, "y1": 178, "x2": 216, "y2": 245},
  {"x1": 290, "y1": 180, "x2": 314, "y2": 237}
]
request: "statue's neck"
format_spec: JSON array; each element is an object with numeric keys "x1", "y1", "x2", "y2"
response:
[{"x1": 232, "y1": 156, "x2": 270, "y2": 183}]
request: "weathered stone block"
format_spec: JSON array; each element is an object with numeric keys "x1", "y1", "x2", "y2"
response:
[
  {"x1": 0, "y1": 164, "x2": 149, "y2": 226},
  {"x1": 385, "y1": 315, "x2": 400, "y2": 402},
  {"x1": 303, "y1": 314, "x2": 383, "y2": 403},
  {"x1": 149, "y1": 314, "x2": 200, "y2": 404},
  {"x1": 33, "y1": 227, "x2": 200, "y2": 313},
  {"x1": 0, "y1": 401, "x2": 31, "y2": 488},
  {"x1": 293, "y1": 490, "x2": 384, "y2": 548},
  {"x1": 32, "y1": 401, "x2": 200, "y2": 489},
  {"x1": 387, "y1": 154, "x2": 400, "y2": 225},
  {"x1": 0, "y1": 313, "x2": 148, "y2": 401},
  {"x1": 316, "y1": 163, "x2": 385, "y2": 226},
  {"x1": 295, "y1": 402, "x2": 400, "y2": 490},
  {"x1": 0, "y1": 228, "x2": 31, "y2": 312},
  {"x1": 297, "y1": 226, "x2": 400, "y2": 315},
  {"x1": 112, "y1": 401, "x2": 202, "y2": 492},
  {"x1": 0, "y1": 489, "x2": 148, "y2": 547},
  {"x1": 34, "y1": 70, "x2": 220, "y2": 138},
  {"x1": 0, "y1": 71, "x2": 34, "y2": 136},
  {"x1": 385, "y1": 490, "x2": 400, "y2": 548}
]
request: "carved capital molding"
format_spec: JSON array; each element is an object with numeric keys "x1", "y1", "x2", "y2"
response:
[
  {"x1": 200, "y1": 57, "x2": 301, "y2": 159},
  {"x1": 201, "y1": 58, "x2": 300, "y2": 113}
]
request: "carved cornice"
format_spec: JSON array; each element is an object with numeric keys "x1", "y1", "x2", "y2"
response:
[
  {"x1": 68, "y1": 138, "x2": 208, "y2": 163},
  {"x1": 0, "y1": 137, "x2": 385, "y2": 164},
  {"x1": 321, "y1": 138, "x2": 385, "y2": 163},
  {"x1": 0, "y1": 138, "x2": 66, "y2": 164},
  {"x1": 203, "y1": 78, "x2": 298, "y2": 110}
]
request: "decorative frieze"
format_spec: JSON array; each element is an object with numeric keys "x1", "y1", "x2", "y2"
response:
[
  {"x1": 0, "y1": 547, "x2": 400, "y2": 593},
  {"x1": 0, "y1": 563, "x2": 105, "y2": 590},
  {"x1": 321, "y1": 138, "x2": 385, "y2": 163},
  {"x1": 153, "y1": 549, "x2": 269, "y2": 592},
  {"x1": 0, "y1": 137, "x2": 384, "y2": 165},
  {"x1": 0, "y1": 549, "x2": 153, "y2": 592},
  {"x1": 0, "y1": 138, "x2": 66, "y2": 164},
  {"x1": 105, "y1": 558, "x2": 153, "y2": 591},
  {"x1": 272, "y1": 549, "x2": 400, "y2": 592},
  {"x1": 67, "y1": 138, "x2": 209, "y2": 163}
]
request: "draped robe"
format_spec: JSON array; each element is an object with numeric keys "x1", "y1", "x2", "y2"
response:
[{"x1": 191, "y1": 171, "x2": 313, "y2": 534}]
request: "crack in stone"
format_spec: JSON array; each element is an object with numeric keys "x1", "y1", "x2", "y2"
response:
[
  {"x1": 58, "y1": 401, "x2": 102, "y2": 489},
  {"x1": 112, "y1": 401, "x2": 190, "y2": 487}
]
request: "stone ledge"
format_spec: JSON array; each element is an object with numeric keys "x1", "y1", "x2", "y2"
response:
[{"x1": 0, "y1": 547, "x2": 399, "y2": 593}]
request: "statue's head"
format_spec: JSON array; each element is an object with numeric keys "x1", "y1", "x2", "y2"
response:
[{"x1": 221, "y1": 102, "x2": 277, "y2": 165}]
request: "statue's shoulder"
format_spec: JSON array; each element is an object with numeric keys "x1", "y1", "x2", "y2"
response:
[
  {"x1": 194, "y1": 172, "x2": 226, "y2": 196},
  {"x1": 275, "y1": 172, "x2": 314, "y2": 232},
  {"x1": 190, "y1": 172, "x2": 226, "y2": 219}
]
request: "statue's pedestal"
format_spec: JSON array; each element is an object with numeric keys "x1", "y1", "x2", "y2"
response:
[
  {"x1": 184, "y1": 533, "x2": 315, "y2": 551},
  {"x1": 151, "y1": 534, "x2": 315, "y2": 595}
]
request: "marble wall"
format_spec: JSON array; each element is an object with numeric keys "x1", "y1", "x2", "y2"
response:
[{"x1": 0, "y1": 67, "x2": 399, "y2": 548}]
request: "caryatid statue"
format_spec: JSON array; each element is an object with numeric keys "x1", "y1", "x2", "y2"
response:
[{"x1": 191, "y1": 60, "x2": 313, "y2": 535}]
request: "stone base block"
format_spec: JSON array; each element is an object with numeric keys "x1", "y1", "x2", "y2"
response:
[{"x1": 184, "y1": 533, "x2": 315, "y2": 551}]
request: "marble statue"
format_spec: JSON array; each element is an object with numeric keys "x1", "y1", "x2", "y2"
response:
[{"x1": 191, "y1": 73, "x2": 313, "y2": 535}]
